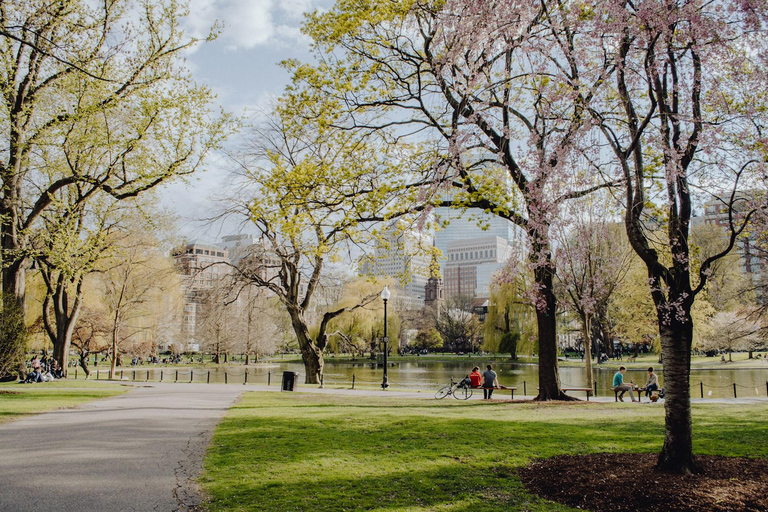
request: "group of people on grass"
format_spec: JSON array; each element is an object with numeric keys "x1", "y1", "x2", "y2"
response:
[
  {"x1": 613, "y1": 366, "x2": 660, "y2": 402},
  {"x1": 20, "y1": 354, "x2": 63, "y2": 383},
  {"x1": 465, "y1": 364, "x2": 500, "y2": 399}
]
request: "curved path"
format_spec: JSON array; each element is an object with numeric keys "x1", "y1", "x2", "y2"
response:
[{"x1": 0, "y1": 383, "x2": 244, "y2": 512}]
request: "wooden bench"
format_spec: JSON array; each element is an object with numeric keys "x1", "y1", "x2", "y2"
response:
[
  {"x1": 537, "y1": 387, "x2": 594, "y2": 400},
  {"x1": 472, "y1": 386, "x2": 517, "y2": 399},
  {"x1": 560, "y1": 387, "x2": 594, "y2": 400},
  {"x1": 613, "y1": 386, "x2": 647, "y2": 402}
]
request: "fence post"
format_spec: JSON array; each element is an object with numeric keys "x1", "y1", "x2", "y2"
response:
[
  {"x1": 267, "y1": 371, "x2": 271, "y2": 386},
  {"x1": 207, "y1": 371, "x2": 210, "y2": 384},
  {"x1": 733, "y1": 383, "x2": 737, "y2": 399},
  {"x1": 146, "y1": 370, "x2": 149, "y2": 382},
  {"x1": 523, "y1": 381, "x2": 526, "y2": 396},
  {"x1": 352, "y1": 373, "x2": 355, "y2": 389},
  {"x1": 133, "y1": 370, "x2": 136, "y2": 381},
  {"x1": 700, "y1": 381, "x2": 704, "y2": 398},
  {"x1": 191, "y1": 370, "x2": 194, "y2": 383},
  {"x1": 225, "y1": 371, "x2": 228, "y2": 384},
  {"x1": 97, "y1": 370, "x2": 100, "y2": 380},
  {"x1": 120, "y1": 370, "x2": 123, "y2": 381},
  {"x1": 160, "y1": 370, "x2": 163, "y2": 382},
  {"x1": 244, "y1": 371, "x2": 248, "y2": 385},
  {"x1": 593, "y1": 380, "x2": 597, "y2": 397},
  {"x1": 74, "y1": 367, "x2": 77, "y2": 380},
  {"x1": 175, "y1": 370, "x2": 178, "y2": 382}
]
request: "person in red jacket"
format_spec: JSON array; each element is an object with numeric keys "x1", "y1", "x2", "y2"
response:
[{"x1": 469, "y1": 366, "x2": 483, "y2": 388}]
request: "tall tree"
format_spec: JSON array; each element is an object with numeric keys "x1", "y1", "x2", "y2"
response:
[
  {"x1": 295, "y1": 0, "x2": 617, "y2": 399},
  {"x1": 225, "y1": 109, "x2": 415, "y2": 384},
  {"x1": 0, "y1": 0, "x2": 230, "y2": 318},
  {"x1": 590, "y1": 0, "x2": 768, "y2": 472},
  {"x1": 555, "y1": 197, "x2": 632, "y2": 383}
]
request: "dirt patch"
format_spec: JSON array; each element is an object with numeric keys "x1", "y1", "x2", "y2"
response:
[
  {"x1": 519, "y1": 453, "x2": 768, "y2": 511},
  {"x1": 0, "y1": 390, "x2": 21, "y2": 395}
]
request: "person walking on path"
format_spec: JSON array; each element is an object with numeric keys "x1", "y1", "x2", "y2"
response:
[
  {"x1": 613, "y1": 366, "x2": 637, "y2": 402},
  {"x1": 482, "y1": 364, "x2": 499, "y2": 399}
]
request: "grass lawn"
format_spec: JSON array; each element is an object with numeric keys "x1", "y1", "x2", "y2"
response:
[
  {"x1": 0, "y1": 380, "x2": 127, "y2": 425},
  {"x1": 200, "y1": 393, "x2": 768, "y2": 511}
]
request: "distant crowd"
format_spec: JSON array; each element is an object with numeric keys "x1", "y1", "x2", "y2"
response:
[{"x1": 20, "y1": 354, "x2": 62, "y2": 383}]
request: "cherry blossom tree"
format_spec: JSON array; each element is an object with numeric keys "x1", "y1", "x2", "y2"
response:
[
  {"x1": 589, "y1": 0, "x2": 768, "y2": 472},
  {"x1": 295, "y1": 0, "x2": 617, "y2": 399}
]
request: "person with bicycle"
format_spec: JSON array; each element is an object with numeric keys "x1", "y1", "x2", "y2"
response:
[
  {"x1": 481, "y1": 364, "x2": 499, "y2": 399},
  {"x1": 469, "y1": 366, "x2": 482, "y2": 388}
]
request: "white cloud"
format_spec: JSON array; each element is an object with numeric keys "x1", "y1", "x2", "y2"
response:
[{"x1": 183, "y1": 0, "x2": 329, "y2": 51}]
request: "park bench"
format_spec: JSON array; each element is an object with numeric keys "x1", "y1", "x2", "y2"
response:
[
  {"x1": 472, "y1": 385, "x2": 517, "y2": 399},
  {"x1": 560, "y1": 387, "x2": 594, "y2": 400},
  {"x1": 612, "y1": 386, "x2": 660, "y2": 402},
  {"x1": 537, "y1": 387, "x2": 594, "y2": 400}
]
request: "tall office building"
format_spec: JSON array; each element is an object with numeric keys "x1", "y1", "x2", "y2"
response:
[
  {"x1": 359, "y1": 221, "x2": 432, "y2": 308},
  {"x1": 444, "y1": 236, "x2": 513, "y2": 298},
  {"x1": 433, "y1": 207, "x2": 523, "y2": 297}
]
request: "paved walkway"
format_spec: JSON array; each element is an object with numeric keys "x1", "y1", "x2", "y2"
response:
[
  {"x1": 2, "y1": 381, "x2": 765, "y2": 512},
  {"x1": 0, "y1": 383, "x2": 244, "y2": 512}
]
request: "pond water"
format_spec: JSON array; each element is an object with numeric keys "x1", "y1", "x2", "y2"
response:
[{"x1": 90, "y1": 358, "x2": 768, "y2": 399}]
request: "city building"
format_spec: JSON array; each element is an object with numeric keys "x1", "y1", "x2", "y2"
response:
[
  {"x1": 444, "y1": 236, "x2": 513, "y2": 298},
  {"x1": 433, "y1": 207, "x2": 522, "y2": 270},
  {"x1": 694, "y1": 197, "x2": 767, "y2": 302},
  {"x1": 359, "y1": 221, "x2": 432, "y2": 308},
  {"x1": 172, "y1": 241, "x2": 230, "y2": 343}
]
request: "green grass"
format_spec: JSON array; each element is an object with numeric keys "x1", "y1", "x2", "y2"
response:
[
  {"x1": 0, "y1": 380, "x2": 127, "y2": 425},
  {"x1": 200, "y1": 393, "x2": 768, "y2": 511}
]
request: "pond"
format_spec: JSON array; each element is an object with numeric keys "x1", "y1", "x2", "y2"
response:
[{"x1": 89, "y1": 358, "x2": 768, "y2": 399}]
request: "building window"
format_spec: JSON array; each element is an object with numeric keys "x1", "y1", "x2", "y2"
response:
[{"x1": 195, "y1": 249, "x2": 202, "y2": 254}]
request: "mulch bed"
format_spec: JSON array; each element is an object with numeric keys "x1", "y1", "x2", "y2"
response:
[{"x1": 520, "y1": 453, "x2": 768, "y2": 511}]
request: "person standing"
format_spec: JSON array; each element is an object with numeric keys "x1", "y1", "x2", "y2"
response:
[
  {"x1": 612, "y1": 366, "x2": 637, "y2": 402},
  {"x1": 644, "y1": 367, "x2": 659, "y2": 398},
  {"x1": 481, "y1": 364, "x2": 499, "y2": 399}
]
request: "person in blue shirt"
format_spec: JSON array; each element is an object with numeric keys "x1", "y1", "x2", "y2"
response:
[{"x1": 612, "y1": 366, "x2": 637, "y2": 402}]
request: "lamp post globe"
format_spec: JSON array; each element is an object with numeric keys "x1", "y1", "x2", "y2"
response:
[{"x1": 381, "y1": 286, "x2": 390, "y2": 390}]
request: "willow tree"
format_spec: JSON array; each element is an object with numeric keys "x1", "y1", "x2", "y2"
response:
[
  {"x1": 293, "y1": 0, "x2": 618, "y2": 399},
  {"x1": 0, "y1": 0, "x2": 230, "y2": 316},
  {"x1": 590, "y1": 0, "x2": 768, "y2": 473}
]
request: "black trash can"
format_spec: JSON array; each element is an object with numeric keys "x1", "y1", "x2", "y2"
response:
[{"x1": 281, "y1": 371, "x2": 299, "y2": 391}]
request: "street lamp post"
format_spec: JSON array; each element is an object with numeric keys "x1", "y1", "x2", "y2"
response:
[{"x1": 381, "y1": 286, "x2": 390, "y2": 390}]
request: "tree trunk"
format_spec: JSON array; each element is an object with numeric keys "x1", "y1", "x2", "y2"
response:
[
  {"x1": 657, "y1": 319, "x2": 699, "y2": 474},
  {"x1": 582, "y1": 314, "x2": 593, "y2": 389},
  {"x1": 533, "y1": 263, "x2": 571, "y2": 401},
  {"x1": 300, "y1": 343, "x2": 323, "y2": 384}
]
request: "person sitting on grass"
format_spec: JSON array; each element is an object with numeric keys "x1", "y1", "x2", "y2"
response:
[
  {"x1": 644, "y1": 367, "x2": 659, "y2": 398},
  {"x1": 612, "y1": 366, "x2": 637, "y2": 402},
  {"x1": 469, "y1": 366, "x2": 483, "y2": 388}
]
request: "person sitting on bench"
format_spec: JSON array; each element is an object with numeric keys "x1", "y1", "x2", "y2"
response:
[
  {"x1": 482, "y1": 364, "x2": 499, "y2": 399},
  {"x1": 644, "y1": 367, "x2": 659, "y2": 398},
  {"x1": 469, "y1": 366, "x2": 483, "y2": 388},
  {"x1": 613, "y1": 366, "x2": 637, "y2": 402}
]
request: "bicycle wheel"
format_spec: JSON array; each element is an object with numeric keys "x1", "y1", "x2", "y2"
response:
[
  {"x1": 435, "y1": 385, "x2": 452, "y2": 399},
  {"x1": 453, "y1": 386, "x2": 472, "y2": 400}
]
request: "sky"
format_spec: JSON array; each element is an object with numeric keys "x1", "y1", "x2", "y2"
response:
[{"x1": 159, "y1": 0, "x2": 334, "y2": 243}]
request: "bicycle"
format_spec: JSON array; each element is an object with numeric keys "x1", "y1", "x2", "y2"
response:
[{"x1": 435, "y1": 378, "x2": 473, "y2": 400}]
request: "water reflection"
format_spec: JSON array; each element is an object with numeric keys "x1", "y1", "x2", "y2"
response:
[{"x1": 88, "y1": 359, "x2": 768, "y2": 399}]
